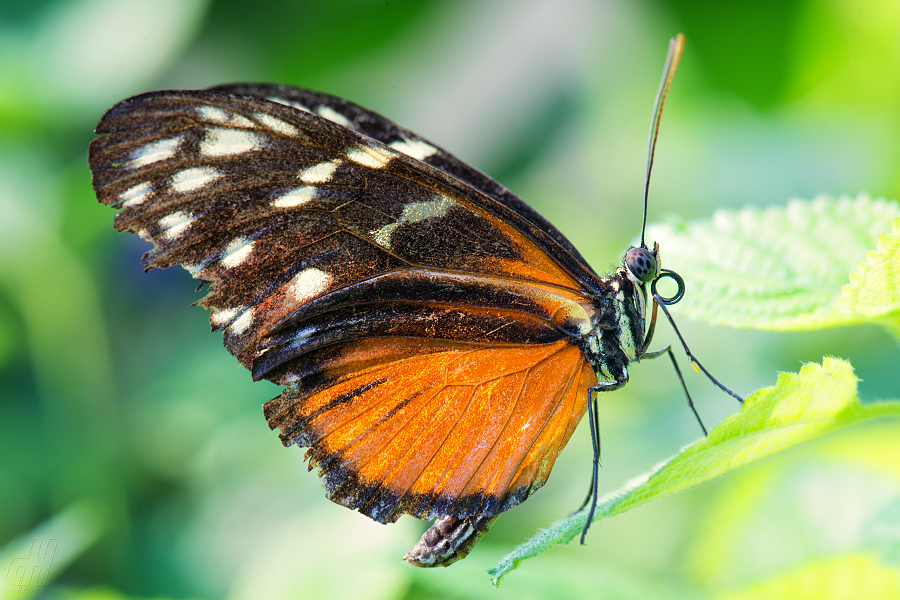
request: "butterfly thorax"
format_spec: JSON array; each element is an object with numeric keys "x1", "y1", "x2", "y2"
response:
[{"x1": 580, "y1": 269, "x2": 648, "y2": 384}]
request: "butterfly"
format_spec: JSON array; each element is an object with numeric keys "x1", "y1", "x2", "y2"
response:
[{"x1": 88, "y1": 34, "x2": 739, "y2": 567}]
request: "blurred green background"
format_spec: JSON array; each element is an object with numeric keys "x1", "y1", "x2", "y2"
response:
[{"x1": 1, "y1": 0, "x2": 899, "y2": 598}]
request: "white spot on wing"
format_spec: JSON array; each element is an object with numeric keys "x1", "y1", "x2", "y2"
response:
[
  {"x1": 316, "y1": 106, "x2": 352, "y2": 128},
  {"x1": 371, "y1": 194, "x2": 458, "y2": 247},
  {"x1": 267, "y1": 97, "x2": 312, "y2": 113},
  {"x1": 256, "y1": 112, "x2": 298, "y2": 137},
  {"x1": 170, "y1": 166, "x2": 222, "y2": 193},
  {"x1": 129, "y1": 135, "x2": 182, "y2": 168},
  {"x1": 230, "y1": 308, "x2": 254, "y2": 334},
  {"x1": 211, "y1": 306, "x2": 240, "y2": 326},
  {"x1": 389, "y1": 138, "x2": 438, "y2": 160},
  {"x1": 197, "y1": 106, "x2": 227, "y2": 122},
  {"x1": 120, "y1": 181, "x2": 153, "y2": 207},
  {"x1": 196, "y1": 106, "x2": 255, "y2": 128},
  {"x1": 221, "y1": 237, "x2": 254, "y2": 268},
  {"x1": 288, "y1": 268, "x2": 331, "y2": 302},
  {"x1": 273, "y1": 186, "x2": 316, "y2": 208},
  {"x1": 200, "y1": 128, "x2": 262, "y2": 157},
  {"x1": 345, "y1": 145, "x2": 395, "y2": 169},
  {"x1": 299, "y1": 159, "x2": 340, "y2": 184},
  {"x1": 159, "y1": 211, "x2": 195, "y2": 239}
]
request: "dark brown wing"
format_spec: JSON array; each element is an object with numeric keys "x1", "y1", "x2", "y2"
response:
[
  {"x1": 88, "y1": 88, "x2": 605, "y2": 553},
  {"x1": 213, "y1": 83, "x2": 598, "y2": 274},
  {"x1": 89, "y1": 90, "x2": 603, "y2": 369}
]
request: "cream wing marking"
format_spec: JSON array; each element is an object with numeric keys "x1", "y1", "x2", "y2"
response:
[
  {"x1": 288, "y1": 268, "x2": 332, "y2": 302},
  {"x1": 316, "y1": 105, "x2": 353, "y2": 128},
  {"x1": 345, "y1": 144, "x2": 395, "y2": 169},
  {"x1": 273, "y1": 186, "x2": 317, "y2": 208},
  {"x1": 221, "y1": 237, "x2": 255, "y2": 268},
  {"x1": 390, "y1": 138, "x2": 439, "y2": 161},
  {"x1": 158, "y1": 211, "x2": 195, "y2": 239},
  {"x1": 211, "y1": 306, "x2": 241, "y2": 326},
  {"x1": 120, "y1": 181, "x2": 153, "y2": 207},
  {"x1": 128, "y1": 136, "x2": 182, "y2": 168},
  {"x1": 298, "y1": 160, "x2": 341, "y2": 184},
  {"x1": 196, "y1": 105, "x2": 255, "y2": 128},
  {"x1": 255, "y1": 112, "x2": 299, "y2": 137},
  {"x1": 200, "y1": 128, "x2": 262, "y2": 157},
  {"x1": 229, "y1": 308, "x2": 254, "y2": 335},
  {"x1": 170, "y1": 166, "x2": 222, "y2": 193},
  {"x1": 371, "y1": 195, "x2": 458, "y2": 248}
]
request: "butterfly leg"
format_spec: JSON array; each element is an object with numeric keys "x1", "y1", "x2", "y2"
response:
[
  {"x1": 642, "y1": 344, "x2": 708, "y2": 436},
  {"x1": 572, "y1": 388, "x2": 602, "y2": 515},
  {"x1": 579, "y1": 375, "x2": 628, "y2": 544},
  {"x1": 652, "y1": 296, "x2": 743, "y2": 405}
]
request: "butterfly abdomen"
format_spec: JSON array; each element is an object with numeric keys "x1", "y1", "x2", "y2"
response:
[{"x1": 404, "y1": 514, "x2": 499, "y2": 568}]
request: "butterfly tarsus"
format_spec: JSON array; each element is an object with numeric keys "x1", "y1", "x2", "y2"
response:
[
  {"x1": 572, "y1": 389, "x2": 602, "y2": 515},
  {"x1": 653, "y1": 295, "x2": 744, "y2": 405},
  {"x1": 579, "y1": 392, "x2": 600, "y2": 545},
  {"x1": 577, "y1": 377, "x2": 627, "y2": 544},
  {"x1": 641, "y1": 343, "x2": 708, "y2": 436}
]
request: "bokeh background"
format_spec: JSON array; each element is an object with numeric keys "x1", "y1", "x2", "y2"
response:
[{"x1": 2, "y1": 0, "x2": 899, "y2": 598}]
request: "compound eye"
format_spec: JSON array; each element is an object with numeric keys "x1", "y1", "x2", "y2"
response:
[{"x1": 625, "y1": 247, "x2": 659, "y2": 283}]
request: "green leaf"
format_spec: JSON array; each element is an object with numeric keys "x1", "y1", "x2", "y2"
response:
[
  {"x1": 684, "y1": 425, "x2": 900, "y2": 590},
  {"x1": 832, "y1": 218, "x2": 900, "y2": 337},
  {"x1": 863, "y1": 498, "x2": 900, "y2": 566},
  {"x1": 0, "y1": 502, "x2": 104, "y2": 600},
  {"x1": 489, "y1": 358, "x2": 900, "y2": 586},
  {"x1": 712, "y1": 554, "x2": 900, "y2": 600},
  {"x1": 645, "y1": 195, "x2": 900, "y2": 336}
]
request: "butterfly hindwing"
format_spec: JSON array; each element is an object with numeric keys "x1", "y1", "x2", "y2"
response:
[{"x1": 264, "y1": 340, "x2": 597, "y2": 524}]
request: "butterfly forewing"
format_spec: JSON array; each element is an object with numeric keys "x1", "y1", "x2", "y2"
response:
[
  {"x1": 90, "y1": 90, "x2": 599, "y2": 361},
  {"x1": 214, "y1": 83, "x2": 598, "y2": 275},
  {"x1": 89, "y1": 86, "x2": 610, "y2": 564}
]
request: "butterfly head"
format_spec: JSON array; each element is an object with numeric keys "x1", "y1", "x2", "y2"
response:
[
  {"x1": 623, "y1": 241, "x2": 685, "y2": 307},
  {"x1": 604, "y1": 244, "x2": 658, "y2": 360},
  {"x1": 624, "y1": 245, "x2": 660, "y2": 284},
  {"x1": 613, "y1": 242, "x2": 686, "y2": 362}
]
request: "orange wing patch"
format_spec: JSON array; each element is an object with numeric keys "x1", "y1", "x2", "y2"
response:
[
  {"x1": 265, "y1": 340, "x2": 597, "y2": 524},
  {"x1": 479, "y1": 209, "x2": 584, "y2": 289}
]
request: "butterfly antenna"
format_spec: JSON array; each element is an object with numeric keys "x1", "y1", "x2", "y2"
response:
[{"x1": 641, "y1": 34, "x2": 684, "y2": 249}]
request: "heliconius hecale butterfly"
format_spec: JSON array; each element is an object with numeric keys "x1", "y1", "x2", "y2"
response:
[{"x1": 88, "y1": 34, "x2": 740, "y2": 567}]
